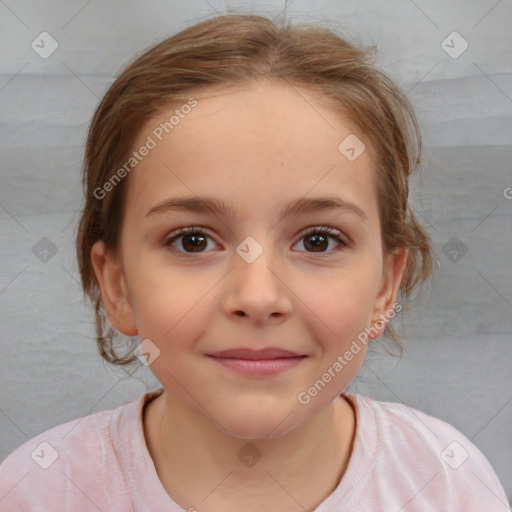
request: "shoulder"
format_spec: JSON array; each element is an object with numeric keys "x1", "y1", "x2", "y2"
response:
[
  {"x1": 0, "y1": 390, "x2": 157, "y2": 511},
  {"x1": 351, "y1": 393, "x2": 483, "y2": 460},
  {"x1": 344, "y1": 394, "x2": 509, "y2": 511},
  {"x1": 354, "y1": 393, "x2": 471, "y2": 446}
]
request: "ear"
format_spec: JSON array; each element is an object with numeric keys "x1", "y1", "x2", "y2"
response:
[
  {"x1": 90, "y1": 240, "x2": 138, "y2": 336},
  {"x1": 368, "y1": 247, "x2": 408, "y2": 340}
]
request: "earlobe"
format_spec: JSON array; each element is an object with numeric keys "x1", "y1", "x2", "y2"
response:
[
  {"x1": 368, "y1": 247, "x2": 408, "y2": 340},
  {"x1": 90, "y1": 240, "x2": 138, "y2": 336}
]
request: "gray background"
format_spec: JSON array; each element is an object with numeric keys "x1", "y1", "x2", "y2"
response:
[{"x1": 1, "y1": 0, "x2": 511, "y2": 505}]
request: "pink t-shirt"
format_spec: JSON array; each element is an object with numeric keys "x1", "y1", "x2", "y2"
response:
[{"x1": 0, "y1": 388, "x2": 509, "y2": 511}]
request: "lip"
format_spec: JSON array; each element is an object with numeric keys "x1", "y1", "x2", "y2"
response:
[
  {"x1": 206, "y1": 347, "x2": 306, "y2": 376},
  {"x1": 208, "y1": 347, "x2": 303, "y2": 360}
]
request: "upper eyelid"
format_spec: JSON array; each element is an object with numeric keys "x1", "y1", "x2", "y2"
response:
[{"x1": 165, "y1": 224, "x2": 343, "y2": 235}]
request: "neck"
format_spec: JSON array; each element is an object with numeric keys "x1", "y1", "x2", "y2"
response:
[{"x1": 143, "y1": 390, "x2": 356, "y2": 512}]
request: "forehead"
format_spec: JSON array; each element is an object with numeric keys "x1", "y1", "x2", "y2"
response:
[{"x1": 124, "y1": 80, "x2": 379, "y2": 223}]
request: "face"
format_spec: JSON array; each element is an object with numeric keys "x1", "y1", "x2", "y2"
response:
[{"x1": 92, "y1": 80, "x2": 406, "y2": 439}]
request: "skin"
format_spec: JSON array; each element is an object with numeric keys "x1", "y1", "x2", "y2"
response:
[{"x1": 91, "y1": 79, "x2": 408, "y2": 512}]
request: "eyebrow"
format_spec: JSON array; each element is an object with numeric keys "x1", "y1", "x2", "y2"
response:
[{"x1": 145, "y1": 196, "x2": 369, "y2": 223}]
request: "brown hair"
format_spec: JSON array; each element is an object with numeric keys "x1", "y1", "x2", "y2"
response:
[{"x1": 76, "y1": 14, "x2": 433, "y2": 367}]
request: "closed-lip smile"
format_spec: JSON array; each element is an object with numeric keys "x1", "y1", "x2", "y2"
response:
[
  {"x1": 207, "y1": 347, "x2": 305, "y2": 360},
  {"x1": 206, "y1": 347, "x2": 306, "y2": 376}
]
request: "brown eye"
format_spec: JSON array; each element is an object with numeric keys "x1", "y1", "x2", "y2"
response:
[
  {"x1": 163, "y1": 225, "x2": 348, "y2": 257},
  {"x1": 303, "y1": 233, "x2": 330, "y2": 252},
  {"x1": 163, "y1": 228, "x2": 217, "y2": 254},
  {"x1": 294, "y1": 227, "x2": 347, "y2": 255},
  {"x1": 179, "y1": 233, "x2": 208, "y2": 252}
]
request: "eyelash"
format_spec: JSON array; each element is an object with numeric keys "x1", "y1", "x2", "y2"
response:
[{"x1": 162, "y1": 225, "x2": 349, "y2": 257}]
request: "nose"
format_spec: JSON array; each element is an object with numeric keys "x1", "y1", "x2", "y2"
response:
[{"x1": 221, "y1": 244, "x2": 293, "y2": 325}]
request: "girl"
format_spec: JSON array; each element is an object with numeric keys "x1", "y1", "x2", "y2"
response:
[{"x1": 0, "y1": 13, "x2": 508, "y2": 511}]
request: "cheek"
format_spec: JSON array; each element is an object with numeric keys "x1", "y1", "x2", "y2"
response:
[
  {"x1": 303, "y1": 267, "x2": 378, "y2": 339},
  {"x1": 124, "y1": 255, "x2": 211, "y2": 340},
  {"x1": 302, "y1": 280, "x2": 373, "y2": 397}
]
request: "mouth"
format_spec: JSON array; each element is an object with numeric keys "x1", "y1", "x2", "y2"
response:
[
  {"x1": 206, "y1": 347, "x2": 307, "y2": 376},
  {"x1": 208, "y1": 347, "x2": 304, "y2": 359}
]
